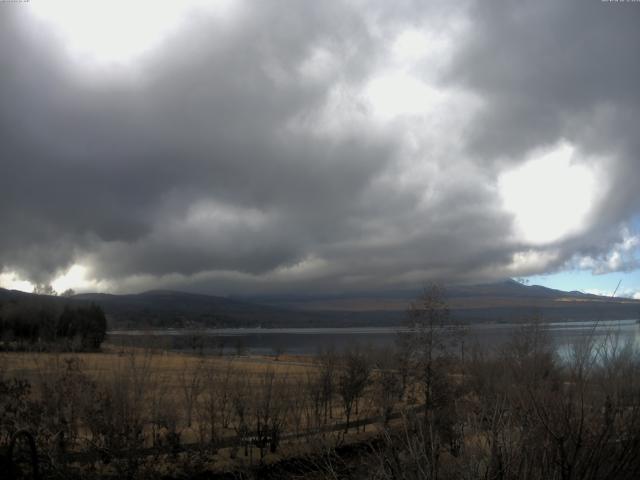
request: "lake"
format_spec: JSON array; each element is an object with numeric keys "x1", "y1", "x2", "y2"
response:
[{"x1": 109, "y1": 319, "x2": 640, "y2": 356}]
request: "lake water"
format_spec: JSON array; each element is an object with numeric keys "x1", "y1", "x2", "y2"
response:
[{"x1": 109, "y1": 319, "x2": 640, "y2": 356}]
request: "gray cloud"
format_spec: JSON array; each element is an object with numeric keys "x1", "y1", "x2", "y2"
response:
[
  {"x1": 1, "y1": 1, "x2": 639, "y2": 293},
  {"x1": 447, "y1": 0, "x2": 640, "y2": 243}
]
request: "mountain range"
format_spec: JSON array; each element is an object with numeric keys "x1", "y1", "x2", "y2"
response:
[{"x1": 1, "y1": 279, "x2": 639, "y2": 329}]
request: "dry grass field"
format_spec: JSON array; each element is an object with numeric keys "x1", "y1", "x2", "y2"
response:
[
  {"x1": 0, "y1": 345, "x2": 316, "y2": 381},
  {"x1": 3, "y1": 316, "x2": 640, "y2": 479},
  {"x1": 0, "y1": 343, "x2": 389, "y2": 472}
]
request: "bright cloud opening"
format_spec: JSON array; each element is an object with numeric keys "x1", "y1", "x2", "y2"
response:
[
  {"x1": 365, "y1": 73, "x2": 444, "y2": 121},
  {"x1": 27, "y1": 0, "x2": 240, "y2": 68},
  {"x1": 50, "y1": 264, "x2": 92, "y2": 293},
  {"x1": 0, "y1": 271, "x2": 34, "y2": 293},
  {"x1": 0, "y1": 265, "x2": 106, "y2": 294},
  {"x1": 499, "y1": 141, "x2": 599, "y2": 245},
  {"x1": 392, "y1": 29, "x2": 432, "y2": 63}
]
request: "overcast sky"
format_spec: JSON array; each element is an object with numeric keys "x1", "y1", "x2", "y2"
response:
[{"x1": 1, "y1": 0, "x2": 639, "y2": 297}]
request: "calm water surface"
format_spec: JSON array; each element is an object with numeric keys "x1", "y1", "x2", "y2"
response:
[{"x1": 109, "y1": 319, "x2": 640, "y2": 356}]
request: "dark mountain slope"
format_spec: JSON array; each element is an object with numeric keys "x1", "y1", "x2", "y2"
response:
[
  {"x1": 251, "y1": 279, "x2": 640, "y2": 323},
  {"x1": 72, "y1": 290, "x2": 320, "y2": 328},
  {"x1": 2, "y1": 280, "x2": 639, "y2": 328}
]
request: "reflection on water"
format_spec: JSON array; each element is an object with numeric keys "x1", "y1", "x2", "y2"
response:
[{"x1": 109, "y1": 319, "x2": 640, "y2": 356}]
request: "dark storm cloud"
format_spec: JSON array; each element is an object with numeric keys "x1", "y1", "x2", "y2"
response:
[
  {"x1": 449, "y1": 1, "x2": 640, "y2": 158},
  {"x1": 447, "y1": 0, "x2": 640, "y2": 262},
  {"x1": 0, "y1": 1, "x2": 424, "y2": 286},
  {"x1": 1, "y1": 0, "x2": 639, "y2": 293}
]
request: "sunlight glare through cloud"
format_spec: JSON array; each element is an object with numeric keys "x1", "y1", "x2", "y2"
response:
[
  {"x1": 0, "y1": 265, "x2": 105, "y2": 294},
  {"x1": 0, "y1": 271, "x2": 34, "y2": 293},
  {"x1": 499, "y1": 141, "x2": 598, "y2": 245},
  {"x1": 51, "y1": 264, "x2": 92, "y2": 293},
  {"x1": 27, "y1": 0, "x2": 239, "y2": 68},
  {"x1": 365, "y1": 73, "x2": 443, "y2": 121}
]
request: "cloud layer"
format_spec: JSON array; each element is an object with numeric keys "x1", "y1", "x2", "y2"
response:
[{"x1": 1, "y1": 0, "x2": 639, "y2": 293}]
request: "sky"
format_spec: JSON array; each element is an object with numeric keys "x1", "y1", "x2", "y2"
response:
[{"x1": 1, "y1": 0, "x2": 639, "y2": 297}]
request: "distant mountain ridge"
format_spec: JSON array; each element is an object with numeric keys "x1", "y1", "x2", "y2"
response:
[
  {"x1": 1, "y1": 279, "x2": 639, "y2": 329},
  {"x1": 245, "y1": 279, "x2": 640, "y2": 323},
  {"x1": 70, "y1": 289, "x2": 321, "y2": 328}
]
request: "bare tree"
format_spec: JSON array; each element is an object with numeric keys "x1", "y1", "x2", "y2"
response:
[
  {"x1": 337, "y1": 348, "x2": 371, "y2": 433},
  {"x1": 305, "y1": 369, "x2": 324, "y2": 431},
  {"x1": 198, "y1": 360, "x2": 235, "y2": 446},
  {"x1": 32, "y1": 284, "x2": 57, "y2": 296},
  {"x1": 178, "y1": 358, "x2": 204, "y2": 428},
  {"x1": 373, "y1": 350, "x2": 402, "y2": 425},
  {"x1": 253, "y1": 368, "x2": 288, "y2": 458},
  {"x1": 395, "y1": 284, "x2": 463, "y2": 477},
  {"x1": 272, "y1": 344, "x2": 286, "y2": 361},
  {"x1": 230, "y1": 371, "x2": 252, "y2": 458},
  {"x1": 318, "y1": 347, "x2": 338, "y2": 423}
]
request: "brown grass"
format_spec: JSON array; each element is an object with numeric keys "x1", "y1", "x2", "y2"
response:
[{"x1": 0, "y1": 344, "x2": 316, "y2": 381}]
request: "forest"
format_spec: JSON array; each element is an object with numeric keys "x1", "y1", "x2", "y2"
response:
[{"x1": 0, "y1": 299, "x2": 107, "y2": 352}]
